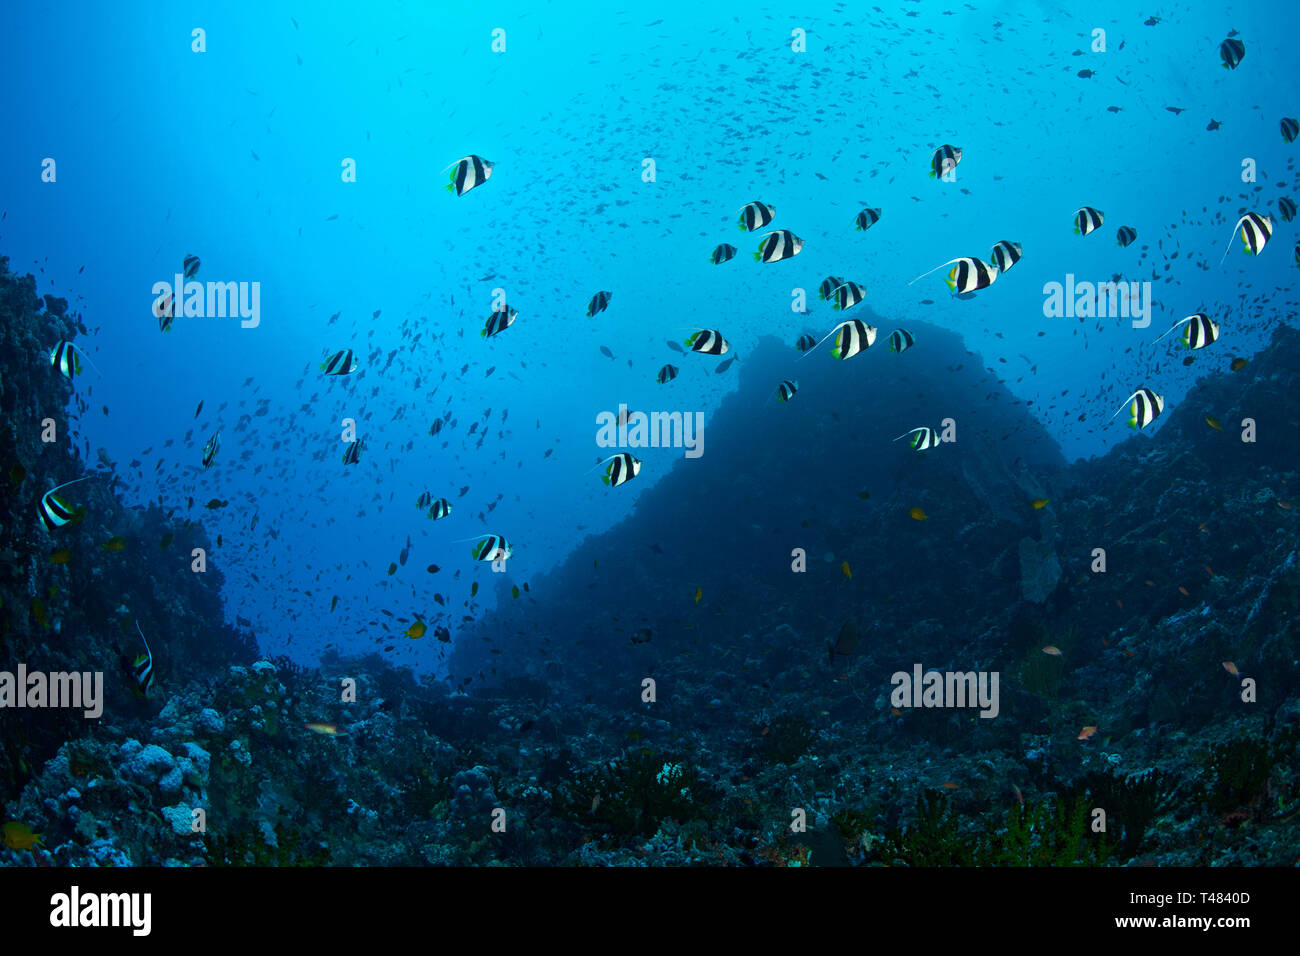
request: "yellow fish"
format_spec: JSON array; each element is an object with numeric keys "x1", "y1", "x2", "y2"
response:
[
  {"x1": 405, "y1": 621, "x2": 426, "y2": 640},
  {"x1": 30, "y1": 598, "x2": 47, "y2": 629},
  {"x1": 303, "y1": 722, "x2": 344, "y2": 736},
  {"x1": 103, "y1": 536, "x2": 127, "y2": 551},
  {"x1": 48, "y1": 549, "x2": 72, "y2": 565},
  {"x1": 511, "y1": 585, "x2": 520, "y2": 599},
  {"x1": 841, "y1": 561, "x2": 852, "y2": 579},
  {"x1": 909, "y1": 507, "x2": 928, "y2": 521},
  {"x1": 1206, "y1": 416, "x2": 1223, "y2": 431},
  {"x1": 1, "y1": 821, "x2": 43, "y2": 851},
  {"x1": 694, "y1": 586, "x2": 702, "y2": 604},
  {"x1": 471, "y1": 581, "x2": 479, "y2": 598},
  {"x1": 1031, "y1": 498, "x2": 1050, "y2": 510}
]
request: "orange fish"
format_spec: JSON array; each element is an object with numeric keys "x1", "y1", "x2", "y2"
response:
[
  {"x1": 1041, "y1": 645, "x2": 1063, "y2": 657},
  {"x1": 1116, "y1": 599, "x2": 1124, "y2": 609},
  {"x1": 1205, "y1": 565, "x2": 1214, "y2": 577},
  {"x1": 1198, "y1": 521, "x2": 1210, "y2": 533},
  {"x1": 1278, "y1": 500, "x2": 1293, "y2": 511},
  {"x1": 694, "y1": 586, "x2": 702, "y2": 604},
  {"x1": 941, "y1": 781, "x2": 960, "y2": 790},
  {"x1": 1179, "y1": 586, "x2": 1190, "y2": 596},
  {"x1": 1145, "y1": 579, "x2": 1155, "y2": 587},
  {"x1": 1222, "y1": 661, "x2": 1240, "y2": 676},
  {"x1": 1123, "y1": 649, "x2": 1136, "y2": 658},
  {"x1": 1078, "y1": 726, "x2": 1098, "y2": 741},
  {"x1": 1030, "y1": 498, "x2": 1050, "y2": 510},
  {"x1": 890, "y1": 707, "x2": 903, "y2": 717},
  {"x1": 909, "y1": 507, "x2": 928, "y2": 521},
  {"x1": 1013, "y1": 784, "x2": 1024, "y2": 806},
  {"x1": 1205, "y1": 416, "x2": 1223, "y2": 431},
  {"x1": 841, "y1": 561, "x2": 852, "y2": 580}
]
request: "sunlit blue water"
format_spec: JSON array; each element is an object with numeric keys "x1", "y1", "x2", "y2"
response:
[{"x1": 3, "y1": 0, "x2": 1296, "y2": 672}]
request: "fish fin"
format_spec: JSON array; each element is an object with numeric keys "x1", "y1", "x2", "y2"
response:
[{"x1": 907, "y1": 257, "x2": 962, "y2": 286}]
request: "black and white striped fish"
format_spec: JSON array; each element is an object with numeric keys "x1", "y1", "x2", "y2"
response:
[
  {"x1": 776, "y1": 380, "x2": 798, "y2": 402},
  {"x1": 990, "y1": 241, "x2": 1023, "y2": 273},
  {"x1": 816, "y1": 319, "x2": 876, "y2": 360},
  {"x1": 738, "y1": 201, "x2": 775, "y2": 232},
  {"x1": 482, "y1": 307, "x2": 517, "y2": 338},
  {"x1": 894, "y1": 427, "x2": 940, "y2": 451},
  {"x1": 49, "y1": 341, "x2": 90, "y2": 380},
  {"x1": 1116, "y1": 226, "x2": 1138, "y2": 247},
  {"x1": 470, "y1": 534, "x2": 510, "y2": 561},
  {"x1": 685, "y1": 329, "x2": 729, "y2": 355},
  {"x1": 657, "y1": 364, "x2": 679, "y2": 384},
  {"x1": 754, "y1": 230, "x2": 803, "y2": 263},
  {"x1": 855, "y1": 207, "x2": 882, "y2": 231},
  {"x1": 1112, "y1": 388, "x2": 1164, "y2": 430},
  {"x1": 183, "y1": 254, "x2": 200, "y2": 279},
  {"x1": 39, "y1": 476, "x2": 91, "y2": 532},
  {"x1": 133, "y1": 621, "x2": 155, "y2": 696},
  {"x1": 428, "y1": 497, "x2": 452, "y2": 520},
  {"x1": 202, "y1": 431, "x2": 221, "y2": 468},
  {"x1": 1074, "y1": 206, "x2": 1105, "y2": 236},
  {"x1": 1221, "y1": 212, "x2": 1272, "y2": 263},
  {"x1": 1220, "y1": 37, "x2": 1245, "y2": 69},
  {"x1": 930, "y1": 144, "x2": 962, "y2": 178},
  {"x1": 948, "y1": 258, "x2": 997, "y2": 293},
  {"x1": 908, "y1": 256, "x2": 997, "y2": 294},
  {"x1": 1283, "y1": 117, "x2": 1299, "y2": 144},
  {"x1": 1277, "y1": 198, "x2": 1296, "y2": 223},
  {"x1": 795, "y1": 333, "x2": 817, "y2": 353},
  {"x1": 600, "y1": 453, "x2": 641, "y2": 487},
  {"x1": 342, "y1": 440, "x2": 363, "y2": 465},
  {"x1": 321, "y1": 349, "x2": 357, "y2": 375},
  {"x1": 587, "y1": 291, "x2": 612, "y2": 317},
  {"x1": 1156, "y1": 313, "x2": 1219, "y2": 350},
  {"x1": 446, "y1": 155, "x2": 493, "y2": 196},
  {"x1": 154, "y1": 291, "x2": 176, "y2": 332},
  {"x1": 710, "y1": 243, "x2": 737, "y2": 264},
  {"x1": 818, "y1": 276, "x2": 846, "y2": 301},
  {"x1": 888, "y1": 329, "x2": 915, "y2": 353},
  {"x1": 831, "y1": 280, "x2": 866, "y2": 311}
]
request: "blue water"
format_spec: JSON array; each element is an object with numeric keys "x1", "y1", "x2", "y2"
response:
[{"x1": 3, "y1": 0, "x2": 1297, "y2": 672}]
